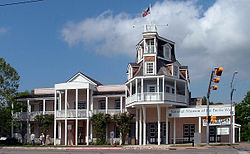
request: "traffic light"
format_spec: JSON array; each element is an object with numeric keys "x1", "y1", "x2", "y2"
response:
[
  {"x1": 215, "y1": 67, "x2": 223, "y2": 76},
  {"x1": 213, "y1": 77, "x2": 220, "y2": 83},
  {"x1": 211, "y1": 116, "x2": 216, "y2": 123},
  {"x1": 212, "y1": 85, "x2": 218, "y2": 90},
  {"x1": 206, "y1": 116, "x2": 211, "y2": 123}
]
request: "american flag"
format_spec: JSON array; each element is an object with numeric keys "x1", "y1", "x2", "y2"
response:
[{"x1": 142, "y1": 7, "x2": 150, "y2": 17}]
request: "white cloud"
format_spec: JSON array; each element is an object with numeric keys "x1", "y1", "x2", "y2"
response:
[{"x1": 61, "y1": 0, "x2": 250, "y2": 80}]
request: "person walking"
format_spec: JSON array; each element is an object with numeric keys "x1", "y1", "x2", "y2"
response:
[{"x1": 30, "y1": 134, "x2": 35, "y2": 146}]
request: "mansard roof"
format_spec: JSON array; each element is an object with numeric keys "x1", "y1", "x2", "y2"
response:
[{"x1": 67, "y1": 72, "x2": 102, "y2": 86}]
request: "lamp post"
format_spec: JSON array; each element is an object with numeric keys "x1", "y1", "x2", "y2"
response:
[{"x1": 230, "y1": 71, "x2": 238, "y2": 144}]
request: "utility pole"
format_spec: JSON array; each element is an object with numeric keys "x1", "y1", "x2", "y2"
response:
[
  {"x1": 230, "y1": 71, "x2": 238, "y2": 144},
  {"x1": 206, "y1": 67, "x2": 223, "y2": 146}
]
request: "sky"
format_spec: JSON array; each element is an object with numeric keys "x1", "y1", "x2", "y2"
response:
[{"x1": 0, "y1": 0, "x2": 249, "y2": 104}]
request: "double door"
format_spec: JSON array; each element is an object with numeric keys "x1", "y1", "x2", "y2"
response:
[{"x1": 147, "y1": 122, "x2": 170, "y2": 144}]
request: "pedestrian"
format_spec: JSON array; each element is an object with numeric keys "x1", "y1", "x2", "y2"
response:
[
  {"x1": 39, "y1": 133, "x2": 43, "y2": 145},
  {"x1": 30, "y1": 133, "x2": 35, "y2": 146},
  {"x1": 42, "y1": 133, "x2": 45, "y2": 145}
]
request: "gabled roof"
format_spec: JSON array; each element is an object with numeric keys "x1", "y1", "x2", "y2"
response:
[
  {"x1": 67, "y1": 72, "x2": 102, "y2": 86},
  {"x1": 129, "y1": 63, "x2": 140, "y2": 67}
]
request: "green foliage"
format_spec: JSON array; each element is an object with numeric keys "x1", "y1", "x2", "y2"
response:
[
  {"x1": 34, "y1": 114, "x2": 54, "y2": 136},
  {"x1": 91, "y1": 113, "x2": 111, "y2": 144},
  {"x1": 235, "y1": 91, "x2": 250, "y2": 141},
  {"x1": 0, "y1": 57, "x2": 20, "y2": 136},
  {"x1": 0, "y1": 107, "x2": 11, "y2": 135},
  {"x1": 113, "y1": 113, "x2": 133, "y2": 145},
  {"x1": 0, "y1": 57, "x2": 20, "y2": 108}
]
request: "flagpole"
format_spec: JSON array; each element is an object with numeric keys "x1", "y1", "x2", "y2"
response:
[{"x1": 149, "y1": 3, "x2": 152, "y2": 25}]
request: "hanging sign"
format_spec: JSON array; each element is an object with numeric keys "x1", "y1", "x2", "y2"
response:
[
  {"x1": 169, "y1": 107, "x2": 234, "y2": 117},
  {"x1": 203, "y1": 117, "x2": 231, "y2": 126},
  {"x1": 217, "y1": 127, "x2": 230, "y2": 135}
]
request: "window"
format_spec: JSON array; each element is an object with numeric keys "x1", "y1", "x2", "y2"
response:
[
  {"x1": 163, "y1": 44, "x2": 171, "y2": 59},
  {"x1": 147, "y1": 85, "x2": 156, "y2": 92},
  {"x1": 172, "y1": 88, "x2": 175, "y2": 94},
  {"x1": 173, "y1": 65, "x2": 179, "y2": 77},
  {"x1": 78, "y1": 101, "x2": 86, "y2": 109},
  {"x1": 99, "y1": 100, "x2": 105, "y2": 109},
  {"x1": 115, "y1": 100, "x2": 120, "y2": 109},
  {"x1": 137, "y1": 47, "x2": 142, "y2": 61},
  {"x1": 183, "y1": 124, "x2": 195, "y2": 143},
  {"x1": 146, "y1": 39, "x2": 155, "y2": 53},
  {"x1": 165, "y1": 86, "x2": 170, "y2": 93},
  {"x1": 39, "y1": 103, "x2": 43, "y2": 111},
  {"x1": 146, "y1": 62, "x2": 154, "y2": 74}
]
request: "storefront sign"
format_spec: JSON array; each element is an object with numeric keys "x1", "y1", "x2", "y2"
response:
[
  {"x1": 217, "y1": 127, "x2": 230, "y2": 135},
  {"x1": 203, "y1": 118, "x2": 231, "y2": 126},
  {"x1": 169, "y1": 107, "x2": 234, "y2": 118}
]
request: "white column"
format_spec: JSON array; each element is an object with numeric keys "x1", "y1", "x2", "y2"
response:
[
  {"x1": 135, "y1": 108, "x2": 138, "y2": 144},
  {"x1": 162, "y1": 77, "x2": 165, "y2": 100},
  {"x1": 130, "y1": 82, "x2": 132, "y2": 96},
  {"x1": 87, "y1": 89, "x2": 89, "y2": 117},
  {"x1": 54, "y1": 91, "x2": 57, "y2": 145},
  {"x1": 143, "y1": 106, "x2": 146, "y2": 145},
  {"x1": 58, "y1": 121, "x2": 62, "y2": 139},
  {"x1": 166, "y1": 107, "x2": 168, "y2": 144},
  {"x1": 233, "y1": 115, "x2": 235, "y2": 143},
  {"x1": 105, "y1": 96, "x2": 108, "y2": 114},
  {"x1": 86, "y1": 88, "x2": 90, "y2": 145},
  {"x1": 120, "y1": 96, "x2": 123, "y2": 113},
  {"x1": 174, "y1": 80, "x2": 177, "y2": 101},
  {"x1": 185, "y1": 82, "x2": 187, "y2": 103},
  {"x1": 65, "y1": 119, "x2": 67, "y2": 145},
  {"x1": 75, "y1": 119, "x2": 78, "y2": 145},
  {"x1": 157, "y1": 105, "x2": 161, "y2": 145},
  {"x1": 135, "y1": 79, "x2": 138, "y2": 101},
  {"x1": 65, "y1": 89, "x2": 68, "y2": 145},
  {"x1": 139, "y1": 107, "x2": 142, "y2": 145},
  {"x1": 157, "y1": 77, "x2": 160, "y2": 99},
  {"x1": 43, "y1": 99, "x2": 46, "y2": 115},
  {"x1": 239, "y1": 128, "x2": 241, "y2": 142},
  {"x1": 27, "y1": 99, "x2": 31, "y2": 143},
  {"x1": 91, "y1": 90, "x2": 93, "y2": 112},
  {"x1": 90, "y1": 121, "x2": 93, "y2": 140},
  {"x1": 87, "y1": 118, "x2": 89, "y2": 145},
  {"x1": 65, "y1": 89, "x2": 68, "y2": 118},
  {"x1": 59, "y1": 92, "x2": 62, "y2": 111},
  {"x1": 199, "y1": 117, "x2": 201, "y2": 133},
  {"x1": 76, "y1": 89, "x2": 78, "y2": 118},
  {"x1": 141, "y1": 78, "x2": 144, "y2": 100},
  {"x1": 11, "y1": 102, "x2": 14, "y2": 138},
  {"x1": 173, "y1": 117, "x2": 176, "y2": 144}
]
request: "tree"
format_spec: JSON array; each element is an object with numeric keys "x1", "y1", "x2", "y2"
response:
[
  {"x1": 0, "y1": 57, "x2": 20, "y2": 108},
  {"x1": 113, "y1": 113, "x2": 133, "y2": 145},
  {"x1": 34, "y1": 114, "x2": 54, "y2": 136},
  {"x1": 0, "y1": 57, "x2": 20, "y2": 136},
  {"x1": 235, "y1": 91, "x2": 250, "y2": 141},
  {"x1": 91, "y1": 113, "x2": 111, "y2": 144}
]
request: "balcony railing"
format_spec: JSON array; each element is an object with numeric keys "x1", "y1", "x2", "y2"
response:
[
  {"x1": 13, "y1": 111, "x2": 54, "y2": 121},
  {"x1": 93, "y1": 109, "x2": 121, "y2": 115},
  {"x1": 56, "y1": 109, "x2": 87, "y2": 118},
  {"x1": 126, "y1": 92, "x2": 187, "y2": 106}
]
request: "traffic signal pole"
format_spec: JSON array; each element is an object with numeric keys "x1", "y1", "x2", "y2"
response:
[{"x1": 206, "y1": 70, "x2": 214, "y2": 146}]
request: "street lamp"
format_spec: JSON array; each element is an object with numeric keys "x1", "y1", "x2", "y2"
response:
[{"x1": 230, "y1": 71, "x2": 238, "y2": 144}]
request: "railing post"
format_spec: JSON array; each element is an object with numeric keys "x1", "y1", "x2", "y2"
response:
[
  {"x1": 141, "y1": 78, "x2": 144, "y2": 101},
  {"x1": 163, "y1": 77, "x2": 165, "y2": 101}
]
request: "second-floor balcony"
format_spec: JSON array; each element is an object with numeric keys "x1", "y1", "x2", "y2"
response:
[
  {"x1": 56, "y1": 109, "x2": 122, "y2": 118},
  {"x1": 13, "y1": 111, "x2": 54, "y2": 121},
  {"x1": 126, "y1": 92, "x2": 188, "y2": 106}
]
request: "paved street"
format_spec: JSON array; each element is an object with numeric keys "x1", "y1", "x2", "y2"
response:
[{"x1": 0, "y1": 145, "x2": 249, "y2": 154}]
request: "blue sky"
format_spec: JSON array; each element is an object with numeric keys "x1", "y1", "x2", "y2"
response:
[{"x1": 0, "y1": 0, "x2": 249, "y2": 104}]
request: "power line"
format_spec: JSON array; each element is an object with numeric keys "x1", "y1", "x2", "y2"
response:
[{"x1": 0, "y1": 0, "x2": 44, "y2": 7}]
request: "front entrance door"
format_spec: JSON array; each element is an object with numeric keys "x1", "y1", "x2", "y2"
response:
[
  {"x1": 209, "y1": 126, "x2": 221, "y2": 142},
  {"x1": 183, "y1": 124, "x2": 195, "y2": 143},
  {"x1": 147, "y1": 122, "x2": 170, "y2": 144}
]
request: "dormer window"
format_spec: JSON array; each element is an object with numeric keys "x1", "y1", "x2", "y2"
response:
[
  {"x1": 173, "y1": 65, "x2": 179, "y2": 77},
  {"x1": 145, "y1": 39, "x2": 155, "y2": 54},
  {"x1": 163, "y1": 44, "x2": 171, "y2": 60},
  {"x1": 145, "y1": 62, "x2": 154, "y2": 74},
  {"x1": 137, "y1": 46, "x2": 142, "y2": 62}
]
